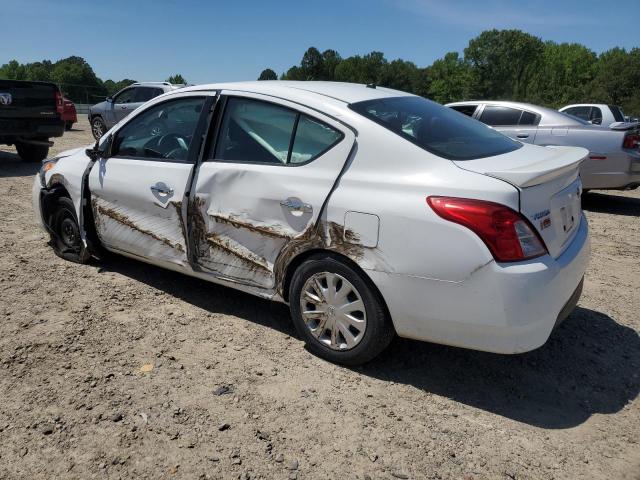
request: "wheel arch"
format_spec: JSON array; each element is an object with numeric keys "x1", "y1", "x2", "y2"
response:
[{"x1": 280, "y1": 248, "x2": 393, "y2": 327}]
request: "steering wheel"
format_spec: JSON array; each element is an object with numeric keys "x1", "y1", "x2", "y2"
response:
[{"x1": 157, "y1": 133, "x2": 189, "y2": 158}]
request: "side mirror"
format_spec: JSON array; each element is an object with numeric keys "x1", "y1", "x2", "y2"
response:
[
  {"x1": 106, "y1": 96, "x2": 113, "y2": 103},
  {"x1": 85, "y1": 134, "x2": 112, "y2": 161}
]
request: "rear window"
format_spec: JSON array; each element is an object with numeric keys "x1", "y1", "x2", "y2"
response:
[
  {"x1": 350, "y1": 96, "x2": 521, "y2": 160},
  {"x1": 479, "y1": 106, "x2": 522, "y2": 126},
  {"x1": 608, "y1": 105, "x2": 625, "y2": 122}
]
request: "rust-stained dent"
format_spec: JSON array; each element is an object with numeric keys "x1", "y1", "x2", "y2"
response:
[
  {"x1": 94, "y1": 202, "x2": 185, "y2": 253},
  {"x1": 171, "y1": 200, "x2": 188, "y2": 248},
  {"x1": 209, "y1": 213, "x2": 293, "y2": 240},
  {"x1": 205, "y1": 232, "x2": 271, "y2": 273}
]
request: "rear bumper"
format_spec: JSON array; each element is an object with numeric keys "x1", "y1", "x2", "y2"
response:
[
  {"x1": 370, "y1": 213, "x2": 590, "y2": 354},
  {"x1": 0, "y1": 117, "x2": 65, "y2": 141}
]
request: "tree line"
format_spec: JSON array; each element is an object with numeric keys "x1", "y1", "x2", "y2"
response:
[
  {"x1": 0, "y1": 56, "x2": 187, "y2": 104},
  {"x1": 259, "y1": 29, "x2": 640, "y2": 115}
]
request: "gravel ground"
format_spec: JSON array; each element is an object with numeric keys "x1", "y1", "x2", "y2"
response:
[{"x1": 0, "y1": 118, "x2": 638, "y2": 480}]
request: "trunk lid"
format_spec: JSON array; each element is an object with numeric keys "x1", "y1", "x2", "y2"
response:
[
  {"x1": 454, "y1": 144, "x2": 588, "y2": 258},
  {"x1": 0, "y1": 80, "x2": 59, "y2": 119}
]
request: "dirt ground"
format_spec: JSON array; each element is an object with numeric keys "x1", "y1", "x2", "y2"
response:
[{"x1": 0, "y1": 118, "x2": 638, "y2": 480}]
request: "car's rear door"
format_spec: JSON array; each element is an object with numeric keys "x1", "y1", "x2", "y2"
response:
[
  {"x1": 89, "y1": 92, "x2": 213, "y2": 268},
  {"x1": 478, "y1": 105, "x2": 538, "y2": 144},
  {"x1": 190, "y1": 92, "x2": 355, "y2": 290}
]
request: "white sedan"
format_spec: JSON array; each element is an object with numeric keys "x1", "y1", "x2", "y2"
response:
[{"x1": 33, "y1": 82, "x2": 590, "y2": 365}]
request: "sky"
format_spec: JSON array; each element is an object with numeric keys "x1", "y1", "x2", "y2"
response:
[{"x1": 0, "y1": 0, "x2": 638, "y2": 84}]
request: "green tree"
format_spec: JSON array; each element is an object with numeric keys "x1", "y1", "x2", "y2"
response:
[
  {"x1": 464, "y1": 29, "x2": 545, "y2": 100},
  {"x1": 426, "y1": 52, "x2": 472, "y2": 104},
  {"x1": 300, "y1": 47, "x2": 324, "y2": 80},
  {"x1": 590, "y1": 47, "x2": 640, "y2": 109},
  {"x1": 166, "y1": 74, "x2": 186, "y2": 84},
  {"x1": 103, "y1": 78, "x2": 137, "y2": 95},
  {"x1": 0, "y1": 60, "x2": 28, "y2": 80},
  {"x1": 258, "y1": 68, "x2": 278, "y2": 80},
  {"x1": 321, "y1": 49, "x2": 342, "y2": 80}
]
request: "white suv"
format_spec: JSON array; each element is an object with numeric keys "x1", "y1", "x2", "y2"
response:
[{"x1": 88, "y1": 82, "x2": 185, "y2": 140}]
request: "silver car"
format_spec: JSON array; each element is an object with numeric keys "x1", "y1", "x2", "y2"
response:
[
  {"x1": 447, "y1": 100, "x2": 640, "y2": 190},
  {"x1": 559, "y1": 103, "x2": 627, "y2": 127},
  {"x1": 88, "y1": 82, "x2": 185, "y2": 140}
]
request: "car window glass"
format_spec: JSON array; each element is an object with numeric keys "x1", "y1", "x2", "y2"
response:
[
  {"x1": 350, "y1": 96, "x2": 521, "y2": 161},
  {"x1": 290, "y1": 115, "x2": 342, "y2": 164},
  {"x1": 135, "y1": 87, "x2": 162, "y2": 103},
  {"x1": 567, "y1": 106, "x2": 590, "y2": 121},
  {"x1": 519, "y1": 111, "x2": 538, "y2": 126},
  {"x1": 114, "y1": 88, "x2": 137, "y2": 104},
  {"x1": 450, "y1": 105, "x2": 477, "y2": 117},
  {"x1": 479, "y1": 106, "x2": 523, "y2": 126},
  {"x1": 608, "y1": 105, "x2": 625, "y2": 122},
  {"x1": 214, "y1": 98, "x2": 297, "y2": 164},
  {"x1": 589, "y1": 107, "x2": 603, "y2": 124},
  {"x1": 112, "y1": 97, "x2": 206, "y2": 162}
]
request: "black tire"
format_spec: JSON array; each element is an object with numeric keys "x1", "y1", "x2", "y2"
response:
[
  {"x1": 289, "y1": 253, "x2": 395, "y2": 365},
  {"x1": 91, "y1": 116, "x2": 107, "y2": 140},
  {"x1": 16, "y1": 142, "x2": 49, "y2": 162},
  {"x1": 65, "y1": 121, "x2": 73, "y2": 131},
  {"x1": 50, "y1": 196, "x2": 91, "y2": 264}
]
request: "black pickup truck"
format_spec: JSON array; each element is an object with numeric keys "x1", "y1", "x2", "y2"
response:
[{"x1": 0, "y1": 79, "x2": 66, "y2": 162}]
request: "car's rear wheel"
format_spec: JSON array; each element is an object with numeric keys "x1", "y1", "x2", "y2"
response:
[
  {"x1": 16, "y1": 142, "x2": 49, "y2": 162},
  {"x1": 91, "y1": 116, "x2": 106, "y2": 140},
  {"x1": 50, "y1": 197, "x2": 91, "y2": 264},
  {"x1": 289, "y1": 254, "x2": 394, "y2": 365}
]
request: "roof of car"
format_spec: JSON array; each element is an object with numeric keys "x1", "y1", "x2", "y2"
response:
[
  {"x1": 559, "y1": 104, "x2": 610, "y2": 109},
  {"x1": 181, "y1": 81, "x2": 410, "y2": 104}
]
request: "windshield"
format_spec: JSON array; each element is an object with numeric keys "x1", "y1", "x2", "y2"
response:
[{"x1": 349, "y1": 96, "x2": 521, "y2": 160}]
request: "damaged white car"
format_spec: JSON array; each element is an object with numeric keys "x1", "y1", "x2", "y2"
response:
[{"x1": 33, "y1": 81, "x2": 590, "y2": 365}]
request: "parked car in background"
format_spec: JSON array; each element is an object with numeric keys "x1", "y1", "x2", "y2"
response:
[
  {"x1": 447, "y1": 100, "x2": 640, "y2": 191},
  {"x1": 88, "y1": 81, "x2": 185, "y2": 140},
  {"x1": 0, "y1": 79, "x2": 65, "y2": 162},
  {"x1": 34, "y1": 82, "x2": 589, "y2": 365},
  {"x1": 559, "y1": 103, "x2": 627, "y2": 127},
  {"x1": 62, "y1": 97, "x2": 77, "y2": 131}
]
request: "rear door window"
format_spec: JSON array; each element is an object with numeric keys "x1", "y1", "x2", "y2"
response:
[
  {"x1": 135, "y1": 87, "x2": 164, "y2": 103},
  {"x1": 479, "y1": 106, "x2": 523, "y2": 126},
  {"x1": 350, "y1": 96, "x2": 521, "y2": 160},
  {"x1": 519, "y1": 111, "x2": 539, "y2": 126},
  {"x1": 565, "y1": 106, "x2": 590, "y2": 121},
  {"x1": 290, "y1": 115, "x2": 343, "y2": 164},
  {"x1": 213, "y1": 97, "x2": 343, "y2": 165},
  {"x1": 450, "y1": 105, "x2": 477, "y2": 117}
]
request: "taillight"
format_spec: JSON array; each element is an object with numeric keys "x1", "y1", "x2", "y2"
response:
[
  {"x1": 427, "y1": 196, "x2": 547, "y2": 262},
  {"x1": 55, "y1": 90, "x2": 63, "y2": 115},
  {"x1": 623, "y1": 133, "x2": 639, "y2": 149}
]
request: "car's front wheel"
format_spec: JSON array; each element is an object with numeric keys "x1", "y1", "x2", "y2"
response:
[
  {"x1": 91, "y1": 116, "x2": 107, "y2": 140},
  {"x1": 50, "y1": 196, "x2": 91, "y2": 264},
  {"x1": 289, "y1": 254, "x2": 394, "y2": 365}
]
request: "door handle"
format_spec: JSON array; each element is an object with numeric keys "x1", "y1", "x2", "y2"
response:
[
  {"x1": 151, "y1": 184, "x2": 174, "y2": 196},
  {"x1": 517, "y1": 134, "x2": 529, "y2": 139},
  {"x1": 120, "y1": 105, "x2": 128, "y2": 109},
  {"x1": 280, "y1": 198, "x2": 312, "y2": 214}
]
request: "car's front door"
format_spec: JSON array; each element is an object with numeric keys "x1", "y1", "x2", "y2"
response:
[
  {"x1": 111, "y1": 87, "x2": 141, "y2": 124},
  {"x1": 191, "y1": 93, "x2": 355, "y2": 291},
  {"x1": 89, "y1": 93, "x2": 213, "y2": 268}
]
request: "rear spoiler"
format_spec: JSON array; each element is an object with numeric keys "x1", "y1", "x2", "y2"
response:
[
  {"x1": 610, "y1": 121, "x2": 640, "y2": 131},
  {"x1": 484, "y1": 146, "x2": 588, "y2": 188}
]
